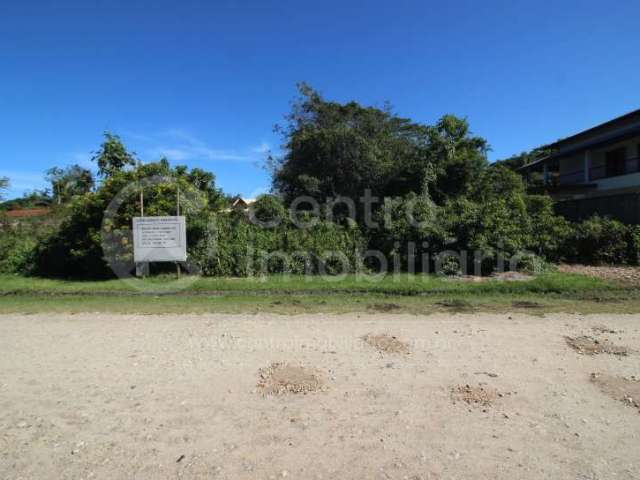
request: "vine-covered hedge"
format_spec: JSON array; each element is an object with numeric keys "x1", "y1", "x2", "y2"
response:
[{"x1": 2, "y1": 163, "x2": 639, "y2": 279}]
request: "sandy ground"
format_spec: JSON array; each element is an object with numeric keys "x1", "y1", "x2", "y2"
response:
[{"x1": 1, "y1": 312, "x2": 639, "y2": 480}]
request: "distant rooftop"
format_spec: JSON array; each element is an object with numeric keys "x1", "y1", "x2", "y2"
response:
[{"x1": 521, "y1": 108, "x2": 640, "y2": 169}]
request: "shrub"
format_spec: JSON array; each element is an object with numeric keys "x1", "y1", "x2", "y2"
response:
[
  {"x1": 31, "y1": 160, "x2": 225, "y2": 278},
  {"x1": 511, "y1": 252, "x2": 555, "y2": 274},
  {"x1": 0, "y1": 229, "x2": 37, "y2": 273},
  {"x1": 367, "y1": 193, "x2": 446, "y2": 272},
  {"x1": 0, "y1": 216, "x2": 58, "y2": 275},
  {"x1": 570, "y1": 215, "x2": 629, "y2": 265},
  {"x1": 190, "y1": 213, "x2": 365, "y2": 277},
  {"x1": 626, "y1": 225, "x2": 640, "y2": 266},
  {"x1": 525, "y1": 195, "x2": 573, "y2": 261},
  {"x1": 436, "y1": 255, "x2": 462, "y2": 276},
  {"x1": 247, "y1": 194, "x2": 287, "y2": 227}
]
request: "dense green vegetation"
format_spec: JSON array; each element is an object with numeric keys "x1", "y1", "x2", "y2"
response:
[
  {"x1": 46, "y1": 165, "x2": 94, "y2": 205},
  {"x1": 1, "y1": 85, "x2": 639, "y2": 282},
  {"x1": 271, "y1": 83, "x2": 488, "y2": 205}
]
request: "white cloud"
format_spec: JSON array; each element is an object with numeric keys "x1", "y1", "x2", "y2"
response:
[
  {"x1": 251, "y1": 142, "x2": 271, "y2": 154},
  {"x1": 127, "y1": 129, "x2": 270, "y2": 163},
  {"x1": 149, "y1": 146, "x2": 250, "y2": 162}
]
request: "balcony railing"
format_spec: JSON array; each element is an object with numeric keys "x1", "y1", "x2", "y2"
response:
[
  {"x1": 589, "y1": 157, "x2": 640, "y2": 180},
  {"x1": 557, "y1": 156, "x2": 640, "y2": 185},
  {"x1": 557, "y1": 170, "x2": 584, "y2": 185}
]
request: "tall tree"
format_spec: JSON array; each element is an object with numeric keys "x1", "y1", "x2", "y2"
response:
[
  {"x1": 272, "y1": 83, "x2": 433, "y2": 204},
  {"x1": 425, "y1": 115, "x2": 489, "y2": 203},
  {"x1": 46, "y1": 165, "x2": 95, "y2": 204},
  {"x1": 92, "y1": 132, "x2": 137, "y2": 178},
  {"x1": 271, "y1": 84, "x2": 489, "y2": 208},
  {"x1": 0, "y1": 176, "x2": 9, "y2": 201}
]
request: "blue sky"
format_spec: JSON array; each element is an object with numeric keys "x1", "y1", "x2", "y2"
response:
[{"x1": 1, "y1": 0, "x2": 639, "y2": 199}]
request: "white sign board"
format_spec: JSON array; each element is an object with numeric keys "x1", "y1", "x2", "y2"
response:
[{"x1": 133, "y1": 216, "x2": 187, "y2": 263}]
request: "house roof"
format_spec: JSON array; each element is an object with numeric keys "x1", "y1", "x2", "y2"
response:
[
  {"x1": 4, "y1": 207, "x2": 51, "y2": 218},
  {"x1": 520, "y1": 108, "x2": 640, "y2": 170},
  {"x1": 231, "y1": 197, "x2": 256, "y2": 207}
]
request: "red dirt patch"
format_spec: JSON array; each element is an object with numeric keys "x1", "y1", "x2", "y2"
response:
[{"x1": 4, "y1": 208, "x2": 50, "y2": 218}]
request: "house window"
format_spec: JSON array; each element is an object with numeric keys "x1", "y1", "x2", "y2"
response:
[{"x1": 605, "y1": 147, "x2": 626, "y2": 177}]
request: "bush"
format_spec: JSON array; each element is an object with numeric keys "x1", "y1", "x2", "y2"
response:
[
  {"x1": 19, "y1": 148, "x2": 640, "y2": 279},
  {"x1": 625, "y1": 225, "x2": 640, "y2": 266},
  {"x1": 31, "y1": 160, "x2": 225, "y2": 278},
  {"x1": 526, "y1": 195, "x2": 573, "y2": 261},
  {"x1": 367, "y1": 193, "x2": 446, "y2": 272},
  {"x1": 247, "y1": 194, "x2": 287, "y2": 227},
  {"x1": 0, "y1": 229, "x2": 37, "y2": 274},
  {"x1": 190, "y1": 212, "x2": 365, "y2": 277},
  {"x1": 0, "y1": 217, "x2": 58, "y2": 274},
  {"x1": 569, "y1": 215, "x2": 629, "y2": 265},
  {"x1": 436, "y1": 254, "x2": 462, "y2": 276},
  {"x1": 511, "y1": 252, "x2": 555, "y2": 274}
]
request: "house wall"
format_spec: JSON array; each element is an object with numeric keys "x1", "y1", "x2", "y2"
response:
[
  {"x1": 556, "y1": 135, "x2": 640, "y2": 188},
  {"x1": 544, "y1": 112, "x2": 640, "y2": 224},
  {"x1": 592, "y1": 136, "x2": 640, "y2": 190},
  {"x1": 558, "y1": 153, "x2": 585, "y2": 185},
  {"x1": 555, "y1": 192, "x2": 640, "y2": 224},
  {"x1": 595, "y1": 172, "x2": 640, "y2": 190}
]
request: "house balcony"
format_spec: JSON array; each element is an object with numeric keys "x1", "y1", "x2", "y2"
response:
[{"x1": 557, "y1": 156, "x2": 640, "y2": 186}]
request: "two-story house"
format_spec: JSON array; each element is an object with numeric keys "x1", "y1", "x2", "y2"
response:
[{"x1": 520, "y1": 109, "x2": 640, "y2": 223}]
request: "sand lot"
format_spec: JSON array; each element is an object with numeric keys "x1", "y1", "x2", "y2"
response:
[{"x1": 1, "y1": 312, "x2": 639, "y2": 479}]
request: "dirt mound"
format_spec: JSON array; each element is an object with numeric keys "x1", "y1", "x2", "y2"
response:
[
  {"x1": 362, "y1": 333, "x2": 410, "y2": 354},
  {"x1": 565, "y1": 335, "x2": 630, "y2": 356},
  {"x1": 435, "y1": 299, "x2": 474, "y2": 312},
  {"x1": 446, "y1": 272, "x2": 534, "y2": 283},
  {"x1": 450, "y1": 384, "x2": 498, "y2": 407},
  {"x1": 369, "y1": 303, "x2": 401, "y2": 312},
  {"x1": 257, "y1": 363, "x2": 325, "y2": 395},
  {"x1": 512, "y1": 300, "x2": 543, "y2": 309},
  {"x1": 590, "y1": 373, "x2": 640, "y2": 413},
  {"x1": 558, "y1": 263, "x2": 640, "y2": 285},
  {"x1": 591, "y1": 324, "x2": 619, "y2": 335},
  {"x1": 491, "y1": 271, "x2": 534, "y2": 282}
]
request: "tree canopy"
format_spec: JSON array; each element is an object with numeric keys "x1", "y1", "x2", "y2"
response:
[
  {"x1": 271, "y1": 84, "x2": 489, "y2": 206},
  {"x1": 46, "y1": 165, "x2": 95, "y2": 204},
  {"x1": 92, "y1": 133, "x2": 137, "y2": 178},
  {"x1": 495, "y1": 146, "x2": 552, "y2": 171},
  {"x1": 0, "y1": 177, "x2": 8, "y2": 201},
  {"x1": 2, "y1": 86, "x2": 626, "y2": 279}
]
